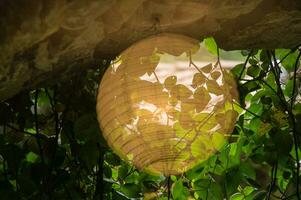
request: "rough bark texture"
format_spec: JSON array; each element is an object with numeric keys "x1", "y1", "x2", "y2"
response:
[{"x1": 0, "y1": 0, "x2": 301, "y2": 100}]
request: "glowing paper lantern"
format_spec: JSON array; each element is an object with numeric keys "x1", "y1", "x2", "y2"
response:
[{"x1": 96, "y1": 33, "x2": 239, "y2": 175}]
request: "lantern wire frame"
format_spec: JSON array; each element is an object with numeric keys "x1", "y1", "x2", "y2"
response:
[{"x1": 96, "y1": 33, "x2": 241, "y2": 176}]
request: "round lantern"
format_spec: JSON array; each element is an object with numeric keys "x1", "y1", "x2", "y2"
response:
[{"x1": 96, "y1": 33, "x2": 239, "y2": 175}]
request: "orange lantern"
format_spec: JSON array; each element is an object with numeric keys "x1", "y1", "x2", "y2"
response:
[{"x1": 96, "y1": 33, "x2": 239, "y2": 175}]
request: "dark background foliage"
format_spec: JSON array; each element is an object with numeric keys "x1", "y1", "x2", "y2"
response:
[{"x1": 0, "y1": 46, "x2": 300, "y2": 200}]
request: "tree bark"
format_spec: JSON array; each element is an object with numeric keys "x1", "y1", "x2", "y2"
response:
[{"x1": 0, "y1": 0, "x2": 301, "y2": 100}]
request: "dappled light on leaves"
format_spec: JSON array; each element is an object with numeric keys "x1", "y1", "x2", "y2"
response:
[{"x1": 96, "y1": 33, "x2": 240, "y2": 175}]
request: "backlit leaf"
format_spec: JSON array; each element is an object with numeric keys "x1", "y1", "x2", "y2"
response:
[
  {"x1": 172, "y1": 180, "x2": 190, "y2": 200},
  {"x1": 204, "y1": 37, "x2": 218, "y2": 56}
]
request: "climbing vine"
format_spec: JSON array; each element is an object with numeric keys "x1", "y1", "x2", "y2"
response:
[{"x1": 0, "y1": 41, "x2": 300, "y2": 200}]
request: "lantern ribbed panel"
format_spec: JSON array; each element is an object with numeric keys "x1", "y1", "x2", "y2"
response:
[{"x1": 96, "y1": 33, "x2": 239, "y2": 175}]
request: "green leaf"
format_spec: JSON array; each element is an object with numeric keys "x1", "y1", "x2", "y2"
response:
[
  {"x1": 118, "y1": 164, "x2": 129, "y2": 179},
  {"x1": 276, "y1": 49, "x2": 298, "y2": 71},
  {"x1": 246, "y1": 65, "x2": 261, "y2": 77},
  {"x1": 26, "y1": 152, "x2": 39, "y2": 163},
  {"x1": 106, "y1": 152, "x2": 121, "y2": 166},
  {"x1": 249, "y1": 58, "x2": 258, "y2": 65},
  {"x1": 282, "y1": 171, "x2": 291, "y2": 179},
  {"x1": 204, "y1": 37, "x2": 218, "y2": 56},
  {"x1": 251, "y1": 190, "x2": 266, "y2": 200},
  {"x1": 193, "y1": 179, "x2": 222, "y2": 200},
  {"x1": 171, "y1": 175, "x2": 177, "y2": 182},
  {"x1": 212, "y1": 133, "x2": 226, "y2": 149},
  {"x1": 231, "y1": 64, "x2": 244, "y2": 79},
  {"x1": 247, "y1": 103, "x2": 263, "y2": 117},
  {"x1": 264, "y1": 72, "x2": 277, "y2": 92},
  {"x1": 229, "y1": 143, "x2": 238, "y2": 156},
  {"x1": 219, "y1": 138, "x2": 244, "y2": 168},
  {"x1": 243, "y1": 186, "x2": 254, "y2": 196},
  {"x1": 37, "y1": 89, "x2": 51, "y2": 107},
  {"x1": 185, "y1": 165, "x2": 204, "y2": 181},
  {"x1": 172, "y1": 180, "x2": 190, "y2": 200},
  {"x1": 259, "y1": 50, "x2": 269, "y2": 62},
  {"x1": 240, "y1": 162, "x2": 256, "y2": 180},
  {"x1": 258, "y1": 121, "x2": 272, "y2": 136},
  {"x1": 284, "y1": 79, "x2": 293, "y2": 97},
  {"x1": 224, "y1": 169, "x2": 241, "y2": 196},
  {"x1": 240, "y1": 81, "x2": 261, "y2": 95},
  {"x1": 120, "y1": 183, "x2": 141, "y2": 198},
  {"x1": 293, "y1": 103, "x2": 301, "y2": 115},
  {"x1": 104, "y1": 164, "x2": 112, "y2": 178},
  {"x1": 112, "y1": 190, "x2": 129, "y2": 200},
  {"x1": 230, "y1": 193, "x2": 244, "y2": 200},
  {"x1": 248, "y1": 118, "x2": 261, "y2": 134}
]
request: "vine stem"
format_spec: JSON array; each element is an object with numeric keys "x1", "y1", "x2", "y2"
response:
[
  {"x1": 167, "y1": 176, "x2": 171, "y2": 200},
  {"x1": 269, "y1": 50, "x2": 300, "y2": 200},
  {"x1": 267, "y1": 162, "x2": 278, "y2": 200},
  {"x1": 188, "y1": 51, "x2": 210, "y2": 80},
  {"x1": 232, "y1": 102, "x2": 261, "y2": 118},
  {"x1": 291, "y1": 51, "x2": 301, "y2": 109},
  {"x1": 238, "y1": 50, "x2": 253, "y2": 81},
  {"x1": 277, "y1": 45, "x2": 300, "y2": 65},
  {"x1": 289, "y1": 50, "x2": 301, "y2": 200},
  {"x1": 153, "y1": 71, "x2": 160, "y2": 83},
  {"x1": 34, "y1": 90, "x2": 45, "y2": 165},
  {"x1": 6, "y1": 123, "x2": 48, "y2": 138}
]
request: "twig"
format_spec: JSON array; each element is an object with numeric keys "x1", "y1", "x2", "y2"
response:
[
  {"x1": 123, "y1": 167, "x2": 137, "y2": 179},
  {"x1": 153, "y1": 71, "x2": 160, "y2": 83},
  {"x1": 267, "y1": 161, "x2": 278, "y2": 200},
  {"x1": 260, "y1": 79, "x2": 277, "y2": 95},
  {"x1": 94, "y1": 143, "x2": 104, "y2": 200},
  {"x1": 188, "y1": 52, "x2": 211, "y2": 79},
  {"x1": 238, "y1": 50, "x2": 253, "y2": 80},
  {"x1": 216, "y1": 48, "x2": 223, "y2": 71},
  {"x1": 277, "y1": 46, "x2": 300, "y2": 65},
  {"x1": 267, "y1": 163, "x2": 275, "y2": 200},
  {"x1": 5, "y1": 123, "x2": 47, "y2": 138},
  {"x1": 205, "y1": 164, "x2": 217, "y2": 200},
  {"x1": 290, "y1": 51, "x2": 301, "y2": 109},
  {"x1": 189, "y1": 52, "x2": 202, "y2": 73},
  {"x1": 232, "y1": 102, "x2": 261, "y2": 118}
]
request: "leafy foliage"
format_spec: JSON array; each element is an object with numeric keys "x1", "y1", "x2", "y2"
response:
[{"x1": 0, "y1": 43, "x2": 300, "y2": 200}]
